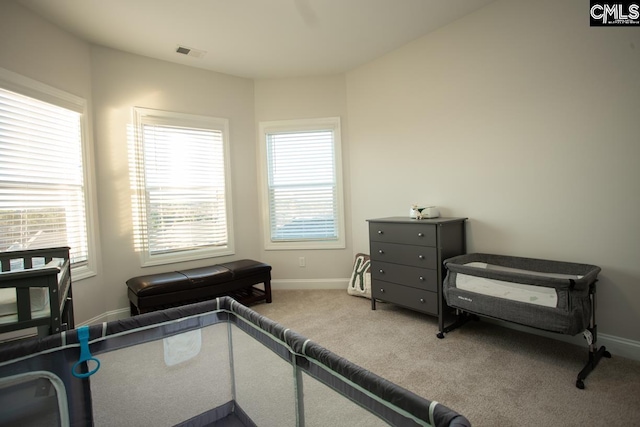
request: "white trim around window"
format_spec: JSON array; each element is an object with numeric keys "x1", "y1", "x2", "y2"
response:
[
  {"x1": 0, "y1": 67, "x2": 98, "y2": 280},
  {"x1": 258, "y1": 117, "x2": 345, "y2": 250},
  {"x1": 131, "y1": 107, "x2": 235, "y2": 266}
]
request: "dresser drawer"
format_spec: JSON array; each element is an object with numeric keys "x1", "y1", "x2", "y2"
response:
[
  {"x1": 370, "y1": 261, "x2": 437, "y2": 292},
  {"x1": 371, "y1": 282, "x2": 438, "y2": 315},
  {"x1": 369, "y1": 222, "x2": 436, "y2": 246},
  {"x1": 370, "y1": 242, "x2": 438, "y2": 268}
]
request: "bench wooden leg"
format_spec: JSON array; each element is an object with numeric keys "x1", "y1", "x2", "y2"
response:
[
  {"x1": 265, "y1": 279, "x2": 272, "y2": 303},
  {"x1": 130, "y1": 302, "x2": 140, "y2": 316}
]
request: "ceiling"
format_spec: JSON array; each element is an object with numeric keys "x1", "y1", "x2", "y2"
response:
[{"x1": 18, "y1": 0, "x2": 495, "y2": 80}]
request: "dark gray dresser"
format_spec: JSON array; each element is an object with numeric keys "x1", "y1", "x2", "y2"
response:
[{"x1": 368, "y1": 216, "x2": 467, "y2": 336}]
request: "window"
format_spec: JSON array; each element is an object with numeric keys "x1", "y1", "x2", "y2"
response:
[
  {"x1": 0, "y1": 68, "x2": 95, "y2": 278},
  {"x1": 258, "y1": 117, "x2": 345, "y2": 250},
  {"x1": 132, "y1": 108, "x2": 234, "y2": 266}
]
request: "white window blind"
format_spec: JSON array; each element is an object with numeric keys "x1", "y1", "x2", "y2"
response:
[
  {"x1": 133, "y1": 108, "x2": 233, "y2": 264},
  {"x1": 260, "y1": 117, "x2": 344, "y2": 249},
  {"x1": 267, "y1": 130, "x2": 337, "y2": 241},
  {"x1": 0, "y1": 87, "x2": 89, "y2": 265}
]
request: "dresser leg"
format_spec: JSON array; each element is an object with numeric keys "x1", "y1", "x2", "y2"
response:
[{"x1": 371, "y1": 297, "x2": 377, "y2": 310}]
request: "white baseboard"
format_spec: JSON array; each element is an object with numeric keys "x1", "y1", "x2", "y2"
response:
[
  {"x1": 595, "y1": 333, "x2": 640, "y2": 361},
  {"x1": 271, "y1": 278, "x2": 348, "y2": 290},
  {"x1": 79, "y1": 307, "x2": 131, "y2": 325},
  {"x1": 484, "y1": 318, "x2": 640, "y2": 361}
]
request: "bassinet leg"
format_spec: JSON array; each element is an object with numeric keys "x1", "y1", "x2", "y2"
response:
[
  {"x1": 575, "y1": 282, "x2": 612, "y2": 389},
  {"x1": 576, "y1": 342, "x2": 611, "y2": 389},
  {"x1": 437, "y1": 311, "x2": 477, "y2": 339}
]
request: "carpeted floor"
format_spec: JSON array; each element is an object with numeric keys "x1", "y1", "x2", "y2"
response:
[{"x1": 252, "y1": 289, "x2": 640, "y2": 427}]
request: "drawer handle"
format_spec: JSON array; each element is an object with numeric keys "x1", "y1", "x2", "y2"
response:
[
  {"x1": 419, "y1": 276, "x2": 424, "y2": 281},
  {"x1": 418, "y1": 232, "x2": 424, "y2": 237},
  {"x1": 379, "y1": 269, "x2": 385, "y2": 274},
  {"x1": 380, "y1": 288, "x2": 385, "y2": 293},
  {"x1": 420, "y1": 298, "x2": 425, "y2": 303},
  {"x1": 377, "y1": 230, "x2": 384, "y2": 235},
  {"x1": 378, "y1": 249, "x2": 384, "y2": 254},
  {"x1": 418, "y1": 255, "x2": 424, "y2": 260}
]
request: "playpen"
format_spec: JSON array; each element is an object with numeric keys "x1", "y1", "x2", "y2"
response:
[{"x1": 0, "y1": 296, "x2": 470, "y2": 426}]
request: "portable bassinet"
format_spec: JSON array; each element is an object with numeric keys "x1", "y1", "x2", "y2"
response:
[{"x1": 442, "y1": 253, "x2": 610, "y2": 389}]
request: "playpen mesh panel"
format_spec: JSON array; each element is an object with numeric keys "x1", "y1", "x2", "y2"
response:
[
  {"x1": 89, "y1": 323, "x2": 231, "y2": 426},
  {"x1": 229, "y1": 323, "x2": 389, "y2": 427},
  {"x1": 0, "y1": 373, "x2": 66, "y2": 426},
  {"x1": 301, "y1": 370, "x2": 389, "y2": 427},
  {"x1": 230, "y1": 324, "x2": 296, "y2": 426}
]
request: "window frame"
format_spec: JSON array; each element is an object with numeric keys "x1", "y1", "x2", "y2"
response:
[
  {"x1": 132, "y1": 107, "x2": 235, "y2": 267},
  {"x1": 258, "y1": 117, "x2": 345, "y2": 250},
  {"x1": 0, "y1": 67, "x2": 98, "y2": 280}
]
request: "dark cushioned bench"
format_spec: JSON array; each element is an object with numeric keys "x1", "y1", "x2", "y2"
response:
[{"x1": 126, "y1": 259, "x2": 271, "y2": 315}]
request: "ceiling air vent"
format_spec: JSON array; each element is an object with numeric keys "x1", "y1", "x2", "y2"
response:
[{"x1": 175, "y1": 45, "x2": 206, "y2": 59}]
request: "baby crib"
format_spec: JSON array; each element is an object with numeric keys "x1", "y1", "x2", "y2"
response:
[{"x1": 0, "y1": 247, "x2": 74, "y2": 338}]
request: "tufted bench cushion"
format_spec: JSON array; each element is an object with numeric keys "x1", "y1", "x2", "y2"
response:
[{"x1": 127, "y1": 259, "x2": 271, "y2": 315}]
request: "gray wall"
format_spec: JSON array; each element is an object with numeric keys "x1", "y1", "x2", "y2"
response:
[
  {"x1": 89, "y1": 47, "x2": 256, "y2": 312},
  {"x1": 1, "y1": 1, "x2": 257, "y2": 317},
  {"x1": 254, "y1": 76, "x2": 352, "y2": 282},
  {"x1": 2, "y1": 0, "x2": 639, "y2": 344},
  {"x1": 346, "y1": 0, "x2": 640, "y2": 341},
  {"x1": 0, "y1": 0, "x2": 104, "y2": 323}
]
